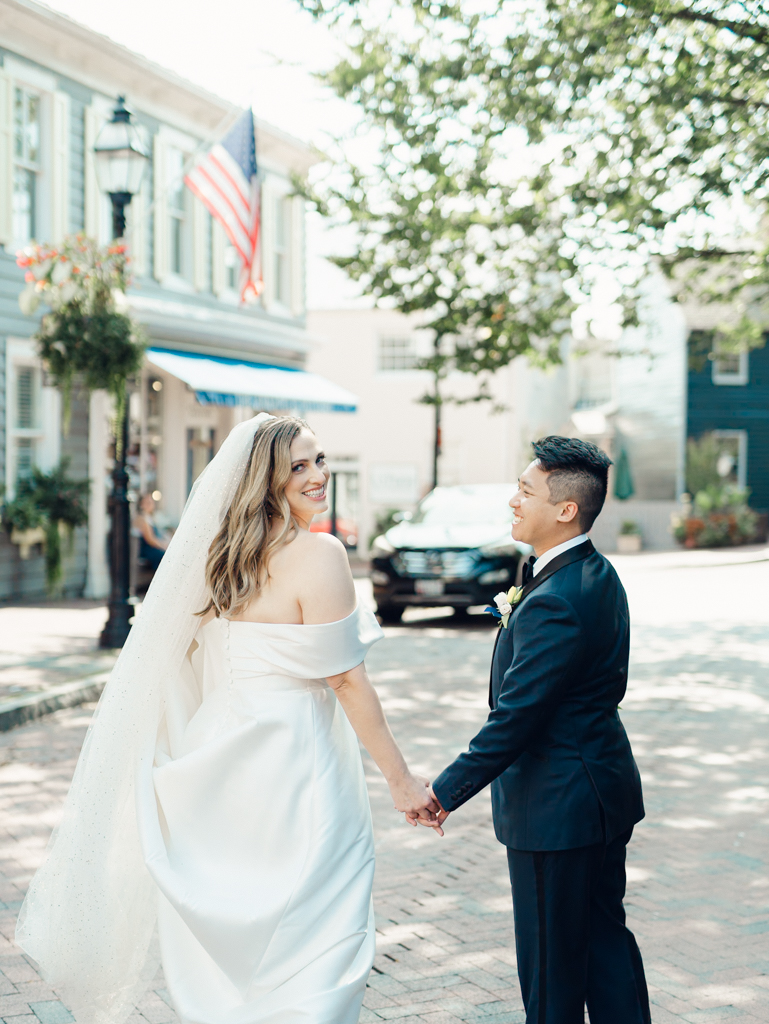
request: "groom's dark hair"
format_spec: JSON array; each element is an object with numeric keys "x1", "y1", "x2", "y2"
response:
[{"x1": 531, "y1": 436, "x2": 612, "y2": 531}]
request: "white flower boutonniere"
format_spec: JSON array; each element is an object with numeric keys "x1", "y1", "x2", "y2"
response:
[{"x1": 492, "y1": 585, "x2": 524, "y2": 628}]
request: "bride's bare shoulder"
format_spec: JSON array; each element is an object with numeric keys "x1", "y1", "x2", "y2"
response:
[
  {"x1": 286, "y1": 529, "x2": 350, "y2": 574},
  {"x1": 287, "y1": 530, "x2": 356, "y2": 621}
]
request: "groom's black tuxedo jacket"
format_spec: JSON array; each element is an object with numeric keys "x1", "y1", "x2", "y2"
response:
[{"x1": 432, "y1": 540, "x2": 644, "y2": 851}]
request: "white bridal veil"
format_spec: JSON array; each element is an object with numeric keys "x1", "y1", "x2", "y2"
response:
[{"x1": 16, "y1": 413, "x2": 275, "y2": 1024}]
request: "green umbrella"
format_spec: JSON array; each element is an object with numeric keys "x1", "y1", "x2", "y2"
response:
[{"x1": 614, "y1": 448, "x2": 635, "y2": 501}]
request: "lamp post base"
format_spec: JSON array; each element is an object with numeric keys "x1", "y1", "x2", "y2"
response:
[{"x1": 99, "y1": 601, "x2": 133, "y2": 649}]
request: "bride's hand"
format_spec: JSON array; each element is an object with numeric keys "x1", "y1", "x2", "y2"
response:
[{"x1": 388, "y1": 771, "x2": 444, "y2": 836}]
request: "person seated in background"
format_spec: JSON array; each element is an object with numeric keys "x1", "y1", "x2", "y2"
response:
[{"x1": 133, "y1": 494, "x2": 169, "y2": 571}]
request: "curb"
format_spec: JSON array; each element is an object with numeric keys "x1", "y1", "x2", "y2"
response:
[
  {"x1": 607, "y1": 545, "x2": 769, "y2": 572},
  {"x1": 0, "y1": 671, "x2": 110, "y2": 732}
]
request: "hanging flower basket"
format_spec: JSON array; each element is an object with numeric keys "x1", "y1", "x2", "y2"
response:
[{"x1": 17, "y1": 235, "x2": 145, "y2": 432}]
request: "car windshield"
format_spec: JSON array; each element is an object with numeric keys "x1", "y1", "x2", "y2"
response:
[{"x1": 409, "y1": 489, "x2": 514, "y2": 527}]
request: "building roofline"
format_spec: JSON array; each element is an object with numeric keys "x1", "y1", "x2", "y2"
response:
[{"x1": 1, "y1": 0, "x2": 316, "y2": 169}]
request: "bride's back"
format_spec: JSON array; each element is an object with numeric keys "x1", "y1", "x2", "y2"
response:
[{"x1": 230, "y1": 527, "x2": 356, "y2": 626}]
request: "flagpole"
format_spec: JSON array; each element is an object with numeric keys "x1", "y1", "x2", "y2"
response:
[{"x1": 139, "y1": 106, "x2": 249, "y2": 223}]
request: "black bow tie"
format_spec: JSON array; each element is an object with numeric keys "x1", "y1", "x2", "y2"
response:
[{"x1": 521, "y1": 555, "x2": 537, "y2": 585}]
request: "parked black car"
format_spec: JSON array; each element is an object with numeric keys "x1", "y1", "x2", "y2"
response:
[{"x1": 370, "y1": 484, "x2": 532, "y2": 623}]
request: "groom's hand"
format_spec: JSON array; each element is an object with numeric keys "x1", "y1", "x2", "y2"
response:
[{"x1": 407, "y1": 786, "x2": 449, "y2": 833}]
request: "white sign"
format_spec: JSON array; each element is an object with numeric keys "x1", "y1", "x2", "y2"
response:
[{"x1": 368, "y1": 463, "x2": 420, "y2": 505}]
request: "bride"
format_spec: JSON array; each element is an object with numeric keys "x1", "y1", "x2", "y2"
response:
[{"x1": 17, "y1": 413, "x2": 442, "y2": 1024}]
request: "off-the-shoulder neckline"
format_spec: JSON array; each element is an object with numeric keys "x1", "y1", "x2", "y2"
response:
[{"x1": 221, "y1": 601, "x2": 362, "y2": 630}]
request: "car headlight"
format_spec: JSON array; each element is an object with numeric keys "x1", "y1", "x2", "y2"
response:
[
  {"x1": 479, "y1": 536, "x2": 527, "y2": 557},
  {"x1": 370, "y1": 534, "x2": 396, "y2": 557},
  {"x1": 370, "y1": 569, "x2": 390, "y2": 586}
]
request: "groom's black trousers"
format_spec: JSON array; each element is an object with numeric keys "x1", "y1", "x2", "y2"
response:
[{"x1": 506, "y1": 828, "x2": 651, "y2": 1024}]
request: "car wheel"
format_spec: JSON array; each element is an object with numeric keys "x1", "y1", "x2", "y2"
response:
[{"x1": 376, "y1": 604, "x2": 403, "y2": 624}]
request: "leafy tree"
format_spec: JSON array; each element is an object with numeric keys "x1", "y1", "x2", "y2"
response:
[{"x1": 299, "y1": 0, "x2": 769, "y2": 481}]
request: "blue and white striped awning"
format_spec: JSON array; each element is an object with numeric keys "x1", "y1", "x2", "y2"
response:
[{"x1": 146, "y1": 349, "x2": 357, "y2": 414}]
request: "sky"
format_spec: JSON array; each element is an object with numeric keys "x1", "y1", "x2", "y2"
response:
[{"x1": 43, "y1": 0, "x2": 364, "y2": 308}]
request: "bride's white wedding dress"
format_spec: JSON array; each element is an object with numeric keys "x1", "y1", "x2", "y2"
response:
[
  {"x1": 16, "y1": 415, "x2": 388, "y2": 1024},
  {"x1": 138, "y1": 603, "x2": 384, "y2": 1024}
]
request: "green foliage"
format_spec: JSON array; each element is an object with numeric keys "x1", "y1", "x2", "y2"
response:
[
  {"x1": 2, "y1": 492, "x2": 45, "y2": 532},
  {"x1": 673, "y1": 484, "x2": 759, "y2": 548},
  {"x1": 620, "y1": 520, "x2": 640, "y2": 536},
  {"x1": 2, "y1": 460, "x2": 90, "y2": 592},
  {"x1": 685, "y1": 433, "x2": 723, "y2": 496},
  {"x1": 300, "y1": 0, "x2": 769, "y2": 366},
  {"x1": 373, "y1": 508, "x2": 404, "y2": 536},
  {"x1": 37, "y1": 303, "x2": 143, "y2": 430}
]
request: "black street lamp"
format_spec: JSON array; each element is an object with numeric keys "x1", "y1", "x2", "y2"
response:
[{"x1": 93, "y1": 97, "x2": 148, "y2": 649}]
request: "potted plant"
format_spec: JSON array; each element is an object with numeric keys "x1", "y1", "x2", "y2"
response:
[
  {"x1": 1, "y1": 460, "x2": 89, "y2": 590},
  {"x1": 2, "y1": 491, "x2": 46, "y2": 558},
  {"x1": 617, "y1": 520, "x2": 642, "y2": 553}
]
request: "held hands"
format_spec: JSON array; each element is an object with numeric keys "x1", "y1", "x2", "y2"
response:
[{"x1": 388, "y1": 772, "x2": 449, "y2": 837}]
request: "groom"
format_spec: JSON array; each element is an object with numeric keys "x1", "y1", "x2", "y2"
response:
[{"x1": 428, "y1": 436, "x2": 650, "y2": 1024}]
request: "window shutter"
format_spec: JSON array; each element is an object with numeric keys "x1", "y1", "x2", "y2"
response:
[
  {"x1": 127, "y1": 176, "x2": 147, "y2": 277},
  {"x1": 83, "y1": 105, "x2": 101, "y2": 238},
  {"x1": 0, "y1": 68, "x2": 14, "y2": 248},
  {"x1": 192, "y1": 195, "x2": 207, "y2": 291},
  {"x1": 290, "y1": 195, "x2": 305, "y2": 318},
  {"x1": 51, "y1": 91, "x2": 70, "y2": 242},
  {"x1": 211, "y1": 218, "x2": 226, "y2": 296},
  {"x1": 261, "y1": 179, "x2": 275, "y2": 307},
  {"x1": 153, "y1": 132, "x2": 169, "y2": 282}
]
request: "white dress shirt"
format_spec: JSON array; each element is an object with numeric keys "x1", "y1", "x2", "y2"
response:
[{"x1": 533, "y1": 533, "x2": 589, "y2": 577}]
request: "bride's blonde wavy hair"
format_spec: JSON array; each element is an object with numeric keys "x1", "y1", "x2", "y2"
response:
[{"x1": 199, "y1": 415, "x2": 309, "y2": 618}]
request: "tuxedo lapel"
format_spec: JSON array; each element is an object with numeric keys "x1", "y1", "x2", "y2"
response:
[
  {"x1": 519, "y1": 539, "x2": 594, "y2": 601},
  {"x1": 488, "y1": 625, "x2": 504, "y2": 709},
  {"x1": 488, "y1": 540, "x2": 595, "y2": 709}
]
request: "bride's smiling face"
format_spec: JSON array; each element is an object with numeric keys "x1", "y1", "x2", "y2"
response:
[{"x1": 283, "y1": 428, "x2": 330, "y2": 528}]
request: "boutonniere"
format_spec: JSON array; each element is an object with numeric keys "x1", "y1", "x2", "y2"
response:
[{"x1": 485, "y1": 586, "x2": 524, "y2": 628}]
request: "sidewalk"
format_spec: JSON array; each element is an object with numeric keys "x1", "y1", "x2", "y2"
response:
[
  {"x1": 607, "y1": 542, "x2": 769, "y2": 573},
  {"x1": 0, "y1": 602, "x2": 115, "y2": 730}
]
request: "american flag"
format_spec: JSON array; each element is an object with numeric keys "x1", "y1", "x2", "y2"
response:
[{"x1": 184, "y1": 109, "x2": 262, "y2": 301}]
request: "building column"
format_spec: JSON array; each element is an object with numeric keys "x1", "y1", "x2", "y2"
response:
[{"x1": 85, "y1": 390, "x2": 110, "y2": 599}]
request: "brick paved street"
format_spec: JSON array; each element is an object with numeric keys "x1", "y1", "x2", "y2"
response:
[{"x1": 0, "y1": 558, "x2": 768, "y2": 1023}]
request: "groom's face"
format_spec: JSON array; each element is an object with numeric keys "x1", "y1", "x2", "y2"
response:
[{"x1": 510, "y1": 460, "x2": 572, "y2": 553}]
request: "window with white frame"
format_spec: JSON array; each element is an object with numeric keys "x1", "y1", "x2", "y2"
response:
[
  {"x1": 5, "y1": 341, "x2": 60, "y2": 499},
  {"x1": 13, "y1": 86, "x2": 41, "y2": 247},
  {"x1": 168, "y1": 147, "x2": 191, "y2": 281},
  {"x1": 712, "y1": 430, "x2": 748, "y2": 489},
  {"x1": 378, "y1": 336, "x2": 418, "y2": 371},
  {"x1": 712, "y1": 342, "x2": 749, "y2": 385},
  {"x1": 273, "y1": 194, "x2": 290, "y2": 306}
]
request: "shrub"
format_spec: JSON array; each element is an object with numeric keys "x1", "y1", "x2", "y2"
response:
[{"x1": 673, "y1": 485, "x2": 759, "y2": 549}]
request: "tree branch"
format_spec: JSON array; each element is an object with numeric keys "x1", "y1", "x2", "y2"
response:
[{"x1": 664, "y1": 7, "x2": 769, "y2": 44}]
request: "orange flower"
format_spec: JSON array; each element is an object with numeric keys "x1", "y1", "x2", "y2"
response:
[{"x1": 25, "y1": 271, "x2": 34, "y2": 283}]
